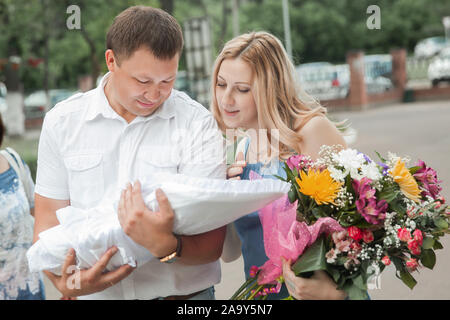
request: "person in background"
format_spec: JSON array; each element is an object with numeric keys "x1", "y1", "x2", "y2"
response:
[{"x1": 0, "y1": 114, "x2": 45, "y2": 300}]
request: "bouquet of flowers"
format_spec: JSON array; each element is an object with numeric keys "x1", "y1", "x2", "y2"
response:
[{"x1": 231, "y1": 145, "x2": 449, "y2": 300}]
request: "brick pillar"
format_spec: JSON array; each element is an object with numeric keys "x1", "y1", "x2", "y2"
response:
[
  {"x1": 346, "y1": 50, "x2": 368, "y2": 110},
  {"x1": 390, "y1": 48, "x2": 407, "y2": 92}
]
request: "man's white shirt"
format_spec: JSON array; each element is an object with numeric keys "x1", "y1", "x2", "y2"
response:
[{"x1": 35, "y1": 73, "x2": 227, "y2": 299}]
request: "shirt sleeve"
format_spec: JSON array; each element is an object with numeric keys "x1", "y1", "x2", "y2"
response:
[
  {"x1": 34, "y1": 113, "x2": 70, "y2": 200},
  {"x1": 178, "y1": 112, "x2": 227, "y2": 180}
]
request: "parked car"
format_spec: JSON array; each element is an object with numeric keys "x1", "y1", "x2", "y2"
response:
[
  {"x1": 296, "y1": 56, "x2": 393, "y2": 101},
  {"x1": 24, "y1": 89, "x2": 78, "y2": 119},
  {"x1": 428, "y1": 46, "x2": 450, "y2": 86},
  {"x1": 414, "y1": 36, "x2": 448, "y2": 59}
]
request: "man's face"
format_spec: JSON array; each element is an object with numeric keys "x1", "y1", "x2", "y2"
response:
[{"x1": 105, "y1": 47, "x2": 179, "y2": 122}]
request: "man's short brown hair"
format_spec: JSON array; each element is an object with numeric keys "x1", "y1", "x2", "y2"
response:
[{"x1": 106, "y1": 6, "x2": 183, "y2": 63}]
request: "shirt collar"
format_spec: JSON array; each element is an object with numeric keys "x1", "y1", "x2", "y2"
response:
[{"x1": 86, "y1": 72, "x2": 176, "y2": 122}]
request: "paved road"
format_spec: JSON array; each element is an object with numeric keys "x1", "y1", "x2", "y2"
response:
[{"x1": 44, "y1": 99, "x2": 450, "y2": 300}]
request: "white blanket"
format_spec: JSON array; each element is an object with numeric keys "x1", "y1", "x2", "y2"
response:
[{"x1": 27, "y1": 173, "x2": 290, "y2": 275}]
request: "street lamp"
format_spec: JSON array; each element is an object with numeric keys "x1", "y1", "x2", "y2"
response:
[{"x1": 282, "y1": 0, "x2": 293, "y2": 61}]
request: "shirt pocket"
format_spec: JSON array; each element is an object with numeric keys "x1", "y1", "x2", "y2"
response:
[
  {"x1": 137, "y1": 147, "x2": 179, "y2": 175},
  {"x1": 64, "y1": 153, "x2": 104, "y2": 208}
]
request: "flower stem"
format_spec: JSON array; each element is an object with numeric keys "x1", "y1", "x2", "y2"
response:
[
  {"x1": 235, "y1": 279, "x2": 259, "y2": 300},
  {"x1": 230, "y1": 277, "x2": 256, "y2": 300},
  {"x1": 247, "y1": 284, "x2": 264, "y2": 300}
]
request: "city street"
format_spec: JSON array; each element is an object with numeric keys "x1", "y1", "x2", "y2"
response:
[{"x1": 43, "y1": 99, "x2": 450, "y2": 300}]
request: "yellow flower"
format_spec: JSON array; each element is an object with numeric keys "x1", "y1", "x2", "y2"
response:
[
  {"x1": 389, "y1": 159, "x2": 421, "y2": 203},
  {"x1": 296, "y1": 168, "x2": 342, "y2": 205}
]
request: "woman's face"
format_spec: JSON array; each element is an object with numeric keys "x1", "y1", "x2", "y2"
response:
[{"x1": 215, "y1": 58, "x2": 258, "y2": 130}]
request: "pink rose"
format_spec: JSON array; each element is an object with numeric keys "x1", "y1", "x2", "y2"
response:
[
  {"x1": 397, "y1": 227, "x2": 412, "y2": 242},
  {"x1": 407, "y1": 240, "x2": 421, "y2": 256},
  {"x1": 412, "y1": 229, "x2": 423, "y2": 246},
  {"x1": 347, "y1": 226, "x2": 363, "y2": 242},
  {"x1": 362, "y1": 229, "x2": 374, "y2": 243},
  {"x1": 406, "y1": 258, "x2": 419, "y2": 272},
  {"x1": 381, "y1": 256, "x2": 391, "y2": 266}
]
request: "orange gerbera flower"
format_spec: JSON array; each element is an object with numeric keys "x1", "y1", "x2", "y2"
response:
[
  {"x1": 296, "y1": 168, "x2": 342, "y2": 205},
  {"x1": 389, "y1": 159, "x2": 421, "y2": 203}
]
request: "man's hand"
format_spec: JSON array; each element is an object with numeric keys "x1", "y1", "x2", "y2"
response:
[
  {"x1": 118, "y1": 181, "x2": 177, "y2": 258},
  {"x1": 45, "y1": 246, "x2": 135, "y2": 298}
]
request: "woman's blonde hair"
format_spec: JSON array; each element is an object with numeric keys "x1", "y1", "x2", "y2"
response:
[{"x1": 211, "y1": 31, "x2": 327, "y2": 159}]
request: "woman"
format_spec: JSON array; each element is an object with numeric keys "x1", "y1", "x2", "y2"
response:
[
  {"x1": 0, "y1": 115, "x2": 45, "y2": 300},
  {"x1": 211, "y1": 31, "x2": 348, "y2": 300}
]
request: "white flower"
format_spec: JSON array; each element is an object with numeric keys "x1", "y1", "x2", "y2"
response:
[
  {"x1": 361, "y1": 162, "x2": 383, "y2": 181},
  {"x1": 334, "y1": 149, "x2": 366, "y2": 169},
  {"x1": 328, "y1": 166, "x2": 346, "y2": 182}
]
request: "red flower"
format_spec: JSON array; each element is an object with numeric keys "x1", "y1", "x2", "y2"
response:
[
  {"x1": 397, "y1": 227, "x2": 412, "y2": 242},
  {"x1": 381, "y1": 256, "x2": 391, "y2": 266},
  {"x1": 347, "y1": 226, "x2": 363, "y2": 242},
  {"x1": 407, "y1": 240, "x2": 421, "y2": 256},
  {"x1": 362, "y1": 229, "x2": 374, "y2": 243},
  {"x1": 412, "y1": 229, "x2": 423, "y2": 246},
  {"x1": 406, "y1": 258, "x2": 419, "y2": 272}
]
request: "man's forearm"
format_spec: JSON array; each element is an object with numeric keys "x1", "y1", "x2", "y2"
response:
[
  {"x1": 33, "y1": 194, "x2": 69, "y2": 243},
  {"x1": 154, "y1": 227, "x2": 226, "y2": 265}
]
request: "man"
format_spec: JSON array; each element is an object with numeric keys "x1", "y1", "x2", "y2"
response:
[{"x1": 34, "y1": 6, "x2": 226, "y2": 300}]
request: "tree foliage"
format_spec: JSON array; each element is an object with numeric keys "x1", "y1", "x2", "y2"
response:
[{"x1": 0, "y1": 0, "x2": 448, "y2": 92}]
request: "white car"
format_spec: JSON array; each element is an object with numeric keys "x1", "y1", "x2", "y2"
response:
[
  {"x1": 414, "y1": 37, "x2": 448, "y2": 59},
  {"x1": 428, "y1": 47, "x2": 450, "y2": 86}
]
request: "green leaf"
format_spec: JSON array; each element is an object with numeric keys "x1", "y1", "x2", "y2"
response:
[
  {"x1": 399, "y1": 269, "x2": 417, "y2": 289},
  {"x1": 408, "y1": 166, "x2": 421, "y2": 175},
  {"x1": 326, "y1": 266, "x2": 342, "y2": 284},
  {"x1": 433, "y1": 239, "x2": 444, "y2": 250},
  {"x1": 375, "y1": 151, "x2": 387, "y2": 163},
  {"x1": 422, "y1": 237, "x2": 435, "y2": 250},
  {"x1": 390, "y1": 199, "x2": 407, "y2": 216},
  {"x1": 288, "y1": 189, "x2": 296, "y2": 203},
  {"x1": 273, "y1": 174, "x2": 286, "y2": 182},
  {"x1": 292, "y1": 237, "x2": 327, "y2": 276},
  {"x1": 343, "y1": 281, "x2": 369, "y2": 300},
  {"x1": 434, "y1": 217, "x2": 449, "y2": 230},
  {"x1": 421, "y1": 249, "x2": 436, "y2": 269},
  {"x1": 378, "y1": 186, "x2": 399, "y2": 203},
  {"x1": 352, "y1": 274, "x2": 367, "y2": 291}
]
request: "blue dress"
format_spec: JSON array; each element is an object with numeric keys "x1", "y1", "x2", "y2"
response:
[
  {"x1": 0, "y1": 151, "x2": 45, "y2": 300},
  {"x1": 233, "y1": 139, "x2": 290, "y2": 299}
]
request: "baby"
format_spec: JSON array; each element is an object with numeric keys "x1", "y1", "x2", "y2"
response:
[{"x1": 27, "y1": 172, "x2": 289, "y2": 275}]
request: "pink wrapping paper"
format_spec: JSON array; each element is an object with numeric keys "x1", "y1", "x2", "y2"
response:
[{"x1": 249, "y1": 170, "x2": 344, "y2": 284}]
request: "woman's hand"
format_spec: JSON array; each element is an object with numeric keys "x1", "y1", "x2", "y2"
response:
[
  {"x1": 281, "y1": 257, "x2": 347, "y2": 300},
  {"x1": 227, "y1": 151, "x2": 246, "y2": 180}
]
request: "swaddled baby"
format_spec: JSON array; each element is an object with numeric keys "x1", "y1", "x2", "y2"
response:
[{"x1": 27, "y1": 173, "x2": 290, "y2": 275}]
